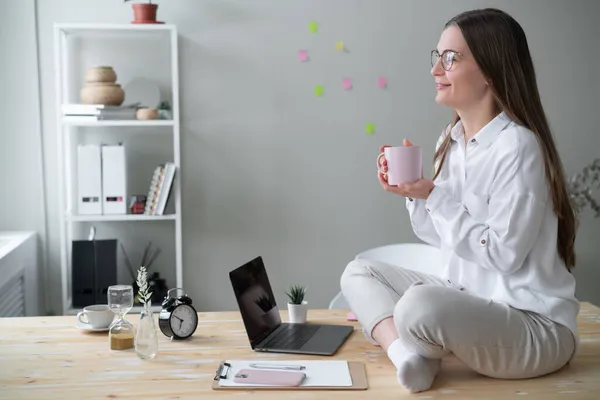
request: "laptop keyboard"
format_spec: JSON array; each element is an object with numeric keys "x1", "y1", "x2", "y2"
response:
[{"x1": 262, "y1": 324, "x2": 321, "y2": 350}]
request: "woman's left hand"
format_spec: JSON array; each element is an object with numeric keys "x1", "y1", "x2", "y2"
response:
[
  {"x1": 396, "y1": 179, "x2": 436, "y2": 200},
  {"x1": 378, "y1": 171, "x2": 436, "y2": 199}
]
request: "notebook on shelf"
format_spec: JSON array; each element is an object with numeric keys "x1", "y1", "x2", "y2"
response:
[
  {"x1": 155, "y1": 163, "x2": 176, "y2": 215},
  {"x1": 144, "y1": 165, "x2": 164, "y2": 215},
  {"x1": 143, "y1": 163, "x2": 176, "y2": 216}
]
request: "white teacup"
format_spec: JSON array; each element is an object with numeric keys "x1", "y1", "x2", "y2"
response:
[{"x1": 77, "y1": 304, "x2": 114, "y2": 328}]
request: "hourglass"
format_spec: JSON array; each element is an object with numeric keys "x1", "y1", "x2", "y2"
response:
[{"x1": 108, "y1": 285, "x2": 135, "y2": 350}]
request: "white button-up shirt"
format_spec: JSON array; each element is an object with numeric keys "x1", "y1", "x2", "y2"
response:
[{"x1": 406, "y1": 111, "x2": 579, "y2": 338}]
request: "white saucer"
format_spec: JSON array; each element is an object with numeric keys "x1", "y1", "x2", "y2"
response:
[{"x1": 76, "y1": 321, "x2": 109, "y2": 332}]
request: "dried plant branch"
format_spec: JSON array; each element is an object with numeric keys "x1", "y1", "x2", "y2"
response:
[
  {"x1": 145, "y1": 248, "x2": 162, "y2": 270},
  {"x1": 120, "y1": 243, "x2": 137, "y2": 281},
  {"x1": 136, "y1": 266, "x2": 153, "y2": 308},
  {"x1": 568, "y1": 158, "x2": 600, "y2": 217}
]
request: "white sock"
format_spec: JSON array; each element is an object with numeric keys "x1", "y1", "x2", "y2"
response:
[{"x1": 386, "y1": 338, "x2": 440, "y2": 393}]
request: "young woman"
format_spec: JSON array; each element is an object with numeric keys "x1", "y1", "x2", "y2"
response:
[{"x1": 340, "y1": 8, "x2": 579, "y2": 393}]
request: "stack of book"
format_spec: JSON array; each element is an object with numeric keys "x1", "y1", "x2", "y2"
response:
[
  {"x1": 144, "y1": 162, "x2": 176, "y2": 216},
  {"x1": 62, "y1": 104, "x2": 138, "y2": 121}
]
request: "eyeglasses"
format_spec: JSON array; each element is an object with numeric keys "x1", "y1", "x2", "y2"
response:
[{"x1": 431, "y1": 49, "x2": 463, "y2": 71}]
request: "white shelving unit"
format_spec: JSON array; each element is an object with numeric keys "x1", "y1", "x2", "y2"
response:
[
  {"x1": 53, "y1": 23, "x2": 183, "y2": 315},
  {"x1": 66, "y1": 213, "x2": 178, "y2": 223},
  {"x1": 63, "y1": 119, "x2": 175, "y2": 127}
]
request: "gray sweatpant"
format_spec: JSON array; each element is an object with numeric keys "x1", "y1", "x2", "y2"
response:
[{"x1": 340, "y1": 258, "x2": 576, "y2": 379}]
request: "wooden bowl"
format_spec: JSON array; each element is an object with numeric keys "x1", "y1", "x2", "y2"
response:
[
  {"x1": 80, "y1": 83, "x2": 124, "y2": 105},
  {"x1": 85, "y1": 66, "x2": 117, "y2": 83}
]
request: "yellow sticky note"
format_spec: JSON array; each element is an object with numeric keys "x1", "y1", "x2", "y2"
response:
[
  {"x1": 365, "y1": 122, "x2": 375, "y2": 135},
  {"x1": 314, "y1": 85, "x2": 324, "y2": 97},
  {"x1": 309, "y1": 21, "x2": 318, "y2": 33},
  {"x1": 335, "y1": 41, "x2": 345, "y2": 51}
]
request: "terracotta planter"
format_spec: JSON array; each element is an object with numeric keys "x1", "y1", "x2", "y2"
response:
[{"x1": 132, "y1": 3, "x2": 159, "y2": 23}]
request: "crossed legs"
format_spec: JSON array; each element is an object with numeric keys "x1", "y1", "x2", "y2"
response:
[{"x1": 340, "y1": 259, "x2": 575, "y2": 393}]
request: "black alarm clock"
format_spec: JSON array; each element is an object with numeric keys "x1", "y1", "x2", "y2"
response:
[{"x1": 158, "y1": 288, "x2": 199, "y2": 340}]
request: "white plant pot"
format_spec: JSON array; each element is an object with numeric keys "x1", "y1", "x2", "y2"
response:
[{"x1": 287, "y1": 301, "x2": 308, "y2": 323}]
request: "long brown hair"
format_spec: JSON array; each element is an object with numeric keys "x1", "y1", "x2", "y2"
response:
[{"x1": 433, "y1": 8, "x2": 578, "y2": 270}]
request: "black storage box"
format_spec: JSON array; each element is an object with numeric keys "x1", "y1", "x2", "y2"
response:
[{"x1": 71, "y1": 239, "x2": 117, "y2": 307}]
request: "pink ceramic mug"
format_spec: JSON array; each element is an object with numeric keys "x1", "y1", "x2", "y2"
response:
[{"x1": 377, "y1": 146, "x2": 422, "y2": 186}]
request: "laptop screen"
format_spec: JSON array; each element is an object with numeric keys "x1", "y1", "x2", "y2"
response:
[{"x1": 229, "y1": 256, "x2": 281, "y2": 346}]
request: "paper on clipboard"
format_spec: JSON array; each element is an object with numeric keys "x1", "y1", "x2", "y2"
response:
[{"x1": 218, "y1": 360, "x2": 353, "y2": 387}]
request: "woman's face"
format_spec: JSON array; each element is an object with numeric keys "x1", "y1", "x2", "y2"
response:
[{"x1": 431, "y1": 25, "x2": 490, "y2": 111}]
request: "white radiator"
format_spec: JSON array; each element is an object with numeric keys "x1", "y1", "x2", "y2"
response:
[
  {"x1": 0, "y1": 232, "x2": 40, "y2": 317},
  {"x1": 0, "y1": 271, "x2": 25, "y2": 317}
]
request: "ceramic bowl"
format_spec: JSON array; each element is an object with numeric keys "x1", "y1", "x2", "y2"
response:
[
  {"x1": 81, "y1": 83, "x2": 124, "y2": 105},
  {"x1": 85, "y1": 66, "x2": 117, "y2": 83},
  {"x1": 136, "y1": 107, "x2": 158, "y2": 120}
]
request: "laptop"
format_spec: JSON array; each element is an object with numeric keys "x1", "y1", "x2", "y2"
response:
[{"x1": 229, "y1": 256, "x2": 354, "y2": 355}]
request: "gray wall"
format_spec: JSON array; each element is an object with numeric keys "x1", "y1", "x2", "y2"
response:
[
  {"x1": 16, "y1": 0, "x2": 600, "y2": 314},
  {"x1": 0, "y1": 0, "x2": 48, "y2": 313},
  {"x1": 0, "y1": 0, "x2": 45, "y2": 231}
]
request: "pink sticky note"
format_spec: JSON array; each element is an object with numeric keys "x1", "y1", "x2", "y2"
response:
[
  {"x1": 342, "y1": 77, "x2": 352, "y2": 90},
  {"x1": 377, "y1": 76, "x2": 388, "y2": 89},
  {"x1": 347, "y1": 312, "x2": 357, "y2": 321},
  {"x1": 298, "y1": 50, "x2": 308, "y2": 62}
]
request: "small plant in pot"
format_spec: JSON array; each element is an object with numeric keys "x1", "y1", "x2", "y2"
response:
[
  {"x1": 124, "y1": 0, "x2": 163, "y2": 24},
  {"x1": 286, "y1": 285, "x2": 308, "y2": 323}
]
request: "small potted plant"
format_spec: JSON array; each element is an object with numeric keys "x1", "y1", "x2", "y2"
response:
[
  {"x1": 286, "y1": 285, "x2": 308, "y2": 323},
  {"x1": 157, "y1": 100, "x2": 172, "y2": 120},
  {"x1": 124, "y1": 0, "x2": 163, "y2": 24}
]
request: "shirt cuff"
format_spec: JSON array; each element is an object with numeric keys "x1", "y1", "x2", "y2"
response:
[
  {"x1": 406, "y1": 196, "x2": 428, "y2": 211},
  {"x1": 425, "y1": 185, "x2": 447, "y2": 215}
]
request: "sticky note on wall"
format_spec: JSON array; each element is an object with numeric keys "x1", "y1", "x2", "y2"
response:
[
  {"x1": 309, "y1": 22, "x2": 318, "y2": 33},
  {"x1": 365, "y1": 122, "x2": 375, "y2": 135},
  {"x1": 298, "y1": 50, "x2": 308, "y2": 62},
  {"x1": 314, "y1": 85, "x2": 324, "y2": 97},
  {"x1": 335, "y1": 41, "x2": 345, "y2": 51},
  {"x1": 377, "y1": 77, "x2": 388, "y2": 89},
  {"x1": 342, "y1": 78, "x2": 352, "y2": 90}
]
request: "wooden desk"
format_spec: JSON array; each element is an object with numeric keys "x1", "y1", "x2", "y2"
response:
[{"x1": 1, "y1": 304, "x2": 599, "y2": 399}]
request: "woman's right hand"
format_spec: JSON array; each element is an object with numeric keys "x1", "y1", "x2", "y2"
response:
[{"x1": 377, "y1": 144, "x2": 391, "y2": 189}]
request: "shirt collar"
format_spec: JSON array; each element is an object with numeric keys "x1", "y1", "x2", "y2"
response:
[
  {"x1": 449, "y1": 111, "x2": 513, "y2": 148},
  {"x1": 450, "y1": 120, "x2": 464, "y2": 141}
]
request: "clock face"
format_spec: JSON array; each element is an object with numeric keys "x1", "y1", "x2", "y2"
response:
[{"x1": 170, "y1": 304, "x2": 198, "y2": 339}]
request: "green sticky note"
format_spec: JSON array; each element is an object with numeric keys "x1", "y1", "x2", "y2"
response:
[
  {"x1": 314, "y1": 85, "x2": 324, "y2": 97},
  {"x1": 309, "y1": 21, "x2": 318, "y2": 33},
  {"x1": 365, "y1": 122, "x2": 375, "y2": 135}
]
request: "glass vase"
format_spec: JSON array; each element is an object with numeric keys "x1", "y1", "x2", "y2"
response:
[{"x1": 135, "y1": 306, "x2": 158, "y2": 359}]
